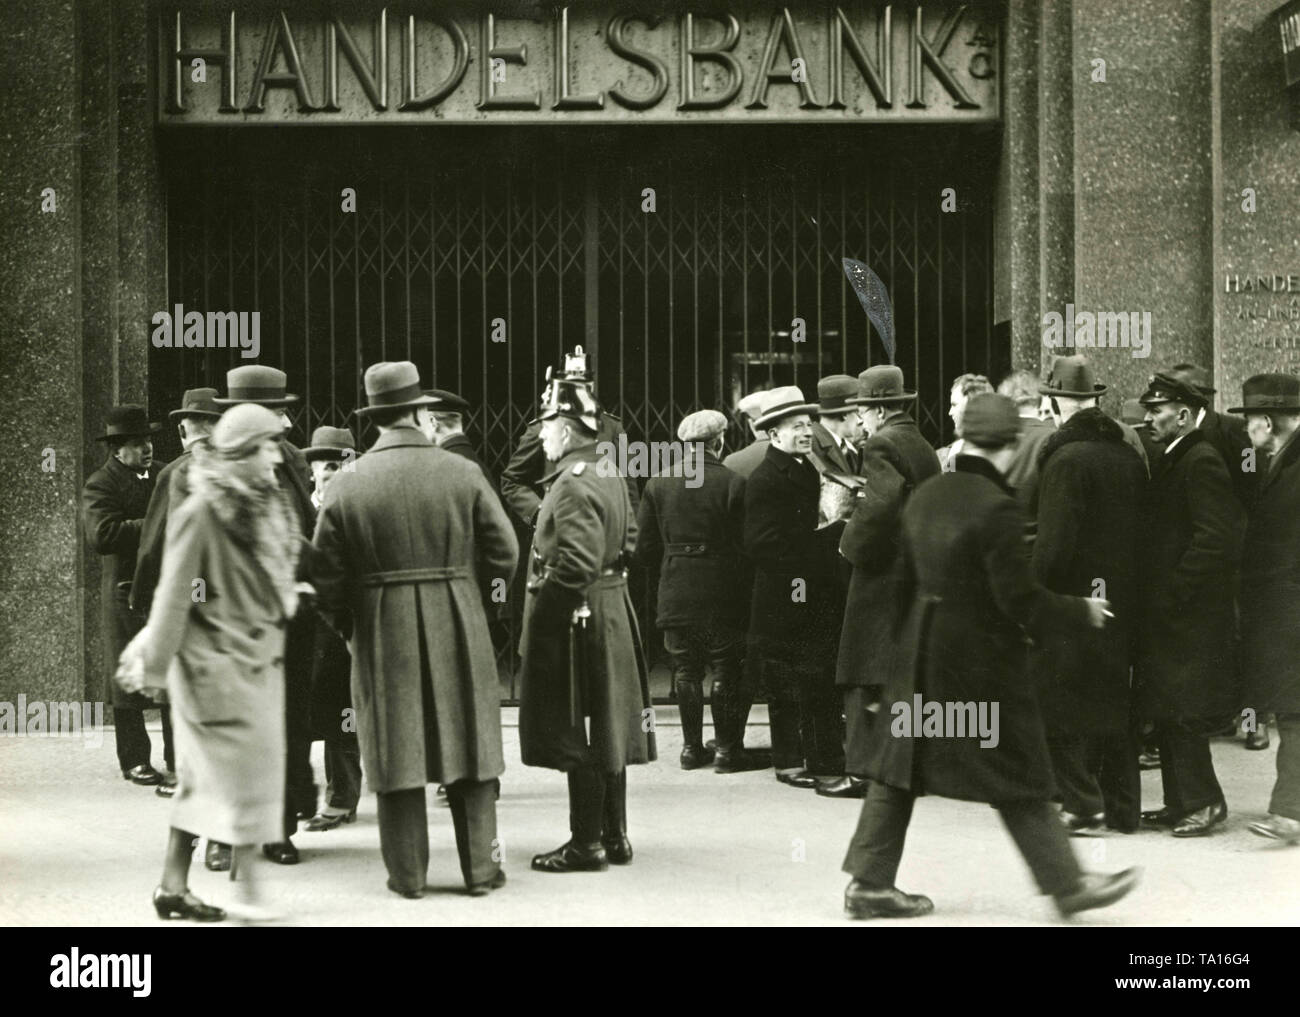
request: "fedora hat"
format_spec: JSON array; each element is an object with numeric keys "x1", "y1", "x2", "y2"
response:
[
  {"x1": 95, "y1": 405, "x2": 161, "y2": 442},
  {"x1": 168, "y1": 387, "x2": 223, "y2": 421},
  {"x1": 847, "y1": 365, "x2": 916, "y2": 405},
  {"x1": 1139, "y1": 371, "x2": 1205, "y2": 409},
  {"x1": 1228, "y1": 373, "x2": 1300, "y2": 414},
  {"x1": 423, "y1": 388, "x2": 472, "y2": 414},
  {"x1": 213, "y1": 366, "x2": 299, "y2": 408},
  {"x1": 816, "y1": 374, "x2": 861, "y2": 415},
  {"x1": 753, "y1": 386, "x2": 820, "y2": 431},
  {"x1": 354, "y1": 361, "x2": 438, "y2": 417},
  {"x1": 1041, "y1": 355, "x2": 1107, "y2": 398},
  {"x1": 1167, "y1": 363, "x2": 1216, "y2": 398},
  {"x1": 303, "y1": 426, "x2": 357, "y2": 462},
  {"x1": 209, "y1": 403, "x2": 283, "y2": 456}
]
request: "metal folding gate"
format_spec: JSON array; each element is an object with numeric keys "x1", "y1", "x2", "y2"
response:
[{"x1": 155, "y1": 125, "x2": 999, "y2": 697}]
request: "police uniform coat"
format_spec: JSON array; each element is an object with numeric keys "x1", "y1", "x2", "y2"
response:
[
  {"x1": 82, "y1": 455, "x2": 165, "y2": 708},
  {"x1": 1031, "y1": 408, "x2": 1146, "y2": 734},
  {"x1": 633, "y1": 449, "x2": 747, "y2": 631},
  {"x1": 518, "y1": 445, "x2": 656, "y2": 772},
  {"x1": 311, "y1": 426, "x2": 519, "y2": 792},
  {"x1": 1239, "y1": 429, "x2": 1300, "y2": 714},
  {"x1": 860, "y1": 456, "x2": 1092, "y2": 803},
  {"x1": 1135, "y1": 430, "x2": 1246, "y2": 721},
  {"x1": 835, "y1": 413, "x2": 940, "y2": 689}
]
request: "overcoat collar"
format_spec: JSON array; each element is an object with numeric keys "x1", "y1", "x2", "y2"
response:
[
  {"x1": 1263, "y1": 427, "x2": 1300, "y2": 491},
  {"x1": 368, "y1": 424, "x2": 433, "y2": 453},
  {"x1": 764, "y1": 442, "x2": 820, "y2": 490},
  {"x1": 878, "y1": 412, "x2": 919, "y2": 435},
  {"x1": 1153, "y1": 428, "x2": 1205, "y2": 478},
  {"x1": 954, "y1": 453, "x2": 1015, "y2": 496}
]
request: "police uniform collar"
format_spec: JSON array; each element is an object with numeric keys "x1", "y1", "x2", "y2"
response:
[{"x1": 541, "y1": 444, "x2": 603, "y2": 484}]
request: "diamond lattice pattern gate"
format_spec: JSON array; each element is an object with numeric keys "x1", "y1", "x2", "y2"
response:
[{"x1": 155, "y1": 126, "x2": 999, "y2": 700}]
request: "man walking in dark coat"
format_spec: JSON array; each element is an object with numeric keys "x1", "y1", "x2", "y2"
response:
[
  {"x1": 841, "y1": 394, "x2": 1139, "y2": 921},
  {"x1": 1136, "y1": 373, "x2": 1246, "y2": 838},
  {"x1": 81, "y1": 405, "x2": 173, "y2": 788},
  {"x1": 1035, "y1": 358, "x2": 1146, "y2": 834},
  {"x1": 634, "y1": 410, "x2": 750, "y2": 770},
  {"x1": 744, "y1": 386, "x2": 844, "y2": 789},
  {"x1": 519, "y1": 378, "x2": 655, "y2": 872},
  {"x1": 313, "y1": 362, "x2": 518, "y2": 897},
  {"x1": 823, "y1": 366, "x2": 939, "y2": 800},
  {"x1": 1230, "y1": 375, "x2": 1300, "y2": 844}
]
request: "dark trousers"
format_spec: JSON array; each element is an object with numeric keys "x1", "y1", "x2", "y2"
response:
[
  {"x1": 377, "y1": 781, "x2": 500, "y2": 892},
  {"x1": 1270, "y1": 713, "x2": 1300, "y2": 822},
  {"x1": 842, "y1": 780, "x2": 1083, "y2": 898},
  {"x1": 1155, "y1": 718, "x2": 1225, "y2": 815},
  {"x1": 323, "y1": 735, "x2": 363, "y2": 812},
  {"x1": 567, "y1": 766, "x2": 627, "y2": 845},
  {"x1": 766, "y1": 667, "x2": 843, "y2": 774},
  {"x1": 1047, "y1": 729, "x2": 1140, "y2": 829},
  {"x1": 842, "y1": 686, "x2": 876, "y2": 778},
  {"x1": 666, "y1": 624, "x2": 742, "y2": 750},
  {"x1": 114, "y1": 705, "x2": 174, "y2": 773}
]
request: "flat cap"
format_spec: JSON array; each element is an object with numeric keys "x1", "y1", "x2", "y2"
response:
[
  {"x1": 960, "y1": 393, "x2": 1021, "y2": 448},
  {"x1": 677, "y1": 409, "x2": 728, "y2": 443}
]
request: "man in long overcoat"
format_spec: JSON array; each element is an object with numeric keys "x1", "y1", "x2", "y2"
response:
[
  {"x1": 81, "y1": 405, "x2": 172, "y2": 787},
  {"x1": 312, "y1": 362, "x2": 518, "y2": 897},
  {"x1": 826, "y1": 366, "x2": 939, "y2": 799},
  {"x1": 841, "y1": 394, "x2": 1138, "y2": 921},
  {"x1": 1034, "y1": 359, "x2": 1146, "y2": 834},
  {"x1": 744, "y1": 387, "x2": 844, "y2": 788},
  {"x1": 1136, "y1": 373, "x2": 1246, "y2": 838},
  {"x1": 634, "y1": 410, "x2": 749, "y2": 770},
  {"x1": 1230, "y1": 374, "x2": 1300, "y2": 844},
  {"x1": 519, "y1": 378, "x2": 655, "y2": 873}
]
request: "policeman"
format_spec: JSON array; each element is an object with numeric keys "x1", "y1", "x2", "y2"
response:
[{"x1": 518, "y1": 377, "x2": 656, "y2": 873}]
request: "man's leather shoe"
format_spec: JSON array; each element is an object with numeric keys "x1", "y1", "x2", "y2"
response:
[
  {"x1": 530, "y1": 841, "x2": 609, "y2": 873},
  {"x1": 1172, "y1": 801, "x2": 1227, "y2": 838},
  {"x1": 776, "y1": 770, "x2": 818, "y2": 789},
  {"x1": 1055, "y1": 867, "x2": 1142, "y2": 917},
  {"x1": 844, "y1": 880, "x2": 935, "y2": 920},
  {"x1": 262, "y1": 840, "x2": 300, "y2": 864},
  {"x1": 305, "y1": 809, "x2": 356, "y2": 832},
  {"x1": 387, "y1": 878, "x2": 424, "y2": 899},
  {"x1": 467, "y1": 869, "x2": 507, "y2": 896},
  {"x1": 816, "y1": 776, "x2": 869, "y2": 799},
  {"x1": 1061, "y1": 810, "x2": 1105, "y2": 836},
  {"x1": 1247, "y1": 814, "x2": 1300, "y2": 844},
  {"x1": 1140, "y1": 807, "x2": 1179, "y2": 828},
  {"x1": 204, "y1": 842, "x2": 232, "y2": 872},
  {"x1": 122, "y1": 764, "x2": 162, "y2": 786},
  {"x1": 1245, "y1": 726, "x2": 1270, "y2": 751},
  {"x1": 1138, "y1": 750, "x2": 1161, "y2": 771},
  {"x1": 714, "y1": 746, "x2": 769, "y2": 773},
  {"x1": 602, "y1": 836, "x2": 633, "y2": 865},
  {"x1": 680, "y1": 744, "x2": 716, "y2": 770}
]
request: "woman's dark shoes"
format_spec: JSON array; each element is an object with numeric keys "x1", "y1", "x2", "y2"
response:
[
  {"x1": 262, "y1": 840, "x2": 300, "y2": 864},
  {"x1": 122, "y1": 764, "x2": 162, "y2": 786},
  {"x1": 467, "y1": 869, "x2": 508, "y2": 896},
  {"x1": 153, "y1": 886, "x2": 226, "y2": 922},
  {"x1": 530, "y1": 840, "x2": 609, "y2": 873},
  {"x1": 1055, "y1": 867, "x2": 1142, "y2": 917},
  {"x1": 1171, "y1": 801, "x2": 1227, "y2": 838},
  {"x1": 776, "y1": 770, "x2": 818, "y2": 790},
  {"x1": 816, "y1": 776, "x2": 869, "y2": 799},
  {"x1": 679, "y1": 744, "x2": 716, "y2": 770},
  {"x1": 1245, "y1": 726, "x2": 1270, "y2": 751},
  {"x1": 844, "y1": 880, "x2": 935, "y2": 920},
  {"x1": 305, "y1": 809, "x2": 356, "y2": 832},
  {"x1": 601, "y1": 835, "x2": 633, "y2": 865},
  {"x1": 387, "y1": 878, "x2": 424, "y2": 899},
  {"x1": 204, "y1": 841, "x2": 233, "y2": 871}
]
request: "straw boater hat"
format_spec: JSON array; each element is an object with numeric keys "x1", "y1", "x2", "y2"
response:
[
  {"x1": 752, "y1": 386, "x2": 820, "y2": 431},
  {"x1": 847, "y1": 365, "x2": 916, "y2": 405},
  {"x1": 354, "y1": 361, "x2": 438, "y2": 417},
  {"x1": 1227, "y1": 374, "x2": 1300, "y2": 415},
  {"x1": 302, "y1": 426, "x2": 357, "y2": 462},
  {"x1": 816, "y1": 374, "x2": 861, "y2": 416},
  {"x1": 168, "y1": 388, "x2": 224, "y2": 421},
  {"x1": 213, "y1": 365, "x2": 299, "y2": 408},
  {"x1": 94, "y1": 405, "x2": 161, "y2": 442},
  {"x1": 737, "y1": 390, "x2": 769, "y2": 423},
  {"x1": 1041, "y1": 355, "x2": 1107, "y2": 398}
]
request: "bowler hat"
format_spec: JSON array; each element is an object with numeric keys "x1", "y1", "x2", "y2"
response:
[
  {"x1": 423, "y1": 388, "x2": 472, "y2": 414},
  {"x1": 753, "y1": 386, "x2": 820, "y2": 431},
  {"x1": 1228, "y1": 373, "x2": 1300, "y2": 414},
  {"x1": 95, "y1": 405, "x2": 161, "y2": 442},
  {"x1": 354, "y1": 362, "x2": 438, "y2": 417},
  {"x1": 1041, "y1": 356, "x2": 1107, "y2": 398},
  {"x1": 847, "y1": 365, "x2": 916, "y2": 405},
  {"x1": 168, "y1": 387, "x2": 223, "y2": 421},
  {"x1": 537, "y1": 377, "x2": 600, "y2": 432},
  {"x1": 213, "y1": 366, "x2": 299, "y2": 408},
  {"x1": 1167, "y1": 363, "x2": 1216, "y2": 398},
  {"x1": 961, "y1": 393, "x2": 1022, "y2": 449},
  {"x1": 209, "y1": 403, "x2": 283, "y2": 456},
  {"x1": 303, "y1": 426, "x2": 357, "y2": 462},
  {"x1": 816, "y1": 374, "x2": 861, "y2": 415},
  {"x1": 1139, "y1": 372, "x2": 1205, "y2": 409},
  {"x1": 677, "y1": 409, "x2": 727, "y2": 443}
]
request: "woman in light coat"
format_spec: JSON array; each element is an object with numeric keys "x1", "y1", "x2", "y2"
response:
[{"x1": 135, "y1": 404, "x2": 302, "y2": 922}]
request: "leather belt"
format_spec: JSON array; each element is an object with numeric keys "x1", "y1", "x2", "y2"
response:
[{"x1": 359, "y1": 566, "x2": 469, "y2": 587}]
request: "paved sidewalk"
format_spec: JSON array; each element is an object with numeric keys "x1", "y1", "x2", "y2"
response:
[{"x1": 1, "y1": 710, "x2": 1295, "y2": 926}]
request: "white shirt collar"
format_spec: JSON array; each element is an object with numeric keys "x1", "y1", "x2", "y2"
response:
[
  {"x1": 1165, "y1": 432, "x2": 1189, "y2": 455},
  {"x1": 1195, "y1": 406, "x2": 1206, "y2": 428}
]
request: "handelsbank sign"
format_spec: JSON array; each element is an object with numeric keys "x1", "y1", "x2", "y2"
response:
[{"x1": 159, "y1": 3, "x2": 1000, "y2": 124}]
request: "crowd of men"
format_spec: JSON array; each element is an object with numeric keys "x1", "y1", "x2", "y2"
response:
[{"x1": 82, "y1": 346, "x2": 1299, "y2": 920}]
